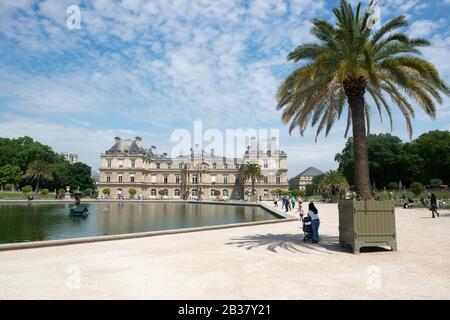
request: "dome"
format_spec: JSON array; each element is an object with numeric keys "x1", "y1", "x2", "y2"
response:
[{"x1": 106, "y1": 139, "x2": 145, "y2": 155}]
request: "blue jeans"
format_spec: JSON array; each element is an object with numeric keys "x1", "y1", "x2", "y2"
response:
[{"x1": 311, "y1": 219, "x2": 320, "y2": 242}]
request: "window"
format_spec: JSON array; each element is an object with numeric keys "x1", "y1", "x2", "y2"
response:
[
  {"x1": 151, "y1": 175, "x2": 156, "y2": 183},
  {"x1": 263, "y1": 176, "x2": 268, "y2": 184},
  {"x1": 223, "y1": 189, "x2": 229, "y2": 197},
  {"x1": 192, "y1": 174, "x2": 198, "y2": 184},
  {"x1": 164, "y1": 176, "x2": 168, "y2": 184},
  {"x1": 118, "y1": 175, "x2": 123, "y2": 183},
  {"x1": 224, "y1": 163, "x2": 228, "y2": 170},
  {"x1": 211, "y1": 175, "x2": 216, "y2": 184},
  {"x1": 107, "y1": 160, "x2": 112, "y2": 168},
  {"x1": 179, "y1": 163, "x2": 183, "y2": 169},
  {"x1": 168, "y1": 163, "x2": 171, "y2": 170},
  {"x1": 235, "y1": 164, "x2": 239, "y2": 169},
  {"x1": 131, "y1": 160, "x2": 136, "y2": 168},
  {"x1": 223, "y1": 175, "x2": 228, "y2": 184},
  {"x1": 236, "y1": 177, "x2": 240, "y2": 184},
  {"x1": 192, "y1": 189, "x2": 197, "y2": 196},
  {"x1": 263, "y1": 160, "x2": 269, "y2": 169},
  {"x1": 106, "y1": 176, "x2": 111, "y2": 183},
  {"x1": 156, "y1": 163, "x2": 160, "y2": 169},
  {"x1": 264, "y1": 189, "x2": 269, "y2": 197},
  {"x1": 176, "y1": 175, "x2": 180, "y2": 184},
  {"x1": 175, "y1": 189, "x2": 181, "y2": 197},
  {"x1": 118, "y1": 160, "x2": 124, "y2": 168},
  {"x1": 163, "y1": 189, "x2": 168, "y2": 196},
  {"x1": 213, "y1": 163, "x2": 217, "y2": 169},
  {"x1": 276, "y1": 175, "x2": 281, "y2": 185},
  {"x1": 211, "y1": 189, "x2": 216, "y2": 196},
  {"x1": 130, "y1": 175, "x2": 135, "y2": 183},
  {"x1": 151, "y1": 189, "x2": 156, "y2": 196}
]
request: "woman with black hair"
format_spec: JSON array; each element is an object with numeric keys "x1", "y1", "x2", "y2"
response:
[
  {"x1": 430, "y1": 193, "x2": 440, "y2": 218},
  {"x1": 308, "y1": 202, "x2": 320, "y2": 243}
]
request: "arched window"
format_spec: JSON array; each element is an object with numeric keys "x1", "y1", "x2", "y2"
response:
[
  {"x1": 175, "y1": 189, "x2": 181, "y2": 197},
  {"x1": 223, "y1": 189, "x2": 229, "y2": 197},
  {"x1": 151, "y1": 189, "x2": 156, "y2": 196},
  {"x1": 163, "y1": 189, "x2": 168, "y2": 196},
  {"x1": 192, "y1": 189, "x2": 197, "y2": 196},
  {"x1": 211, "y1": 189, "x2": 216, "y2": 196}
]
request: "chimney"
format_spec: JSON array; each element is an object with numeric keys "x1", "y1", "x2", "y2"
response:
[
  {"x1": 115, "y1": 136, "x2": 121, "y2": 144},
  {"x1": 135, "y1": 136, "x2": 142, "y2": 148},
  {"x1": 150, "y1": 145, "x2": 157, "y2": 154}
]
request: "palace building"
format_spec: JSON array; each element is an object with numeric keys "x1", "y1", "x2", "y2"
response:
[{"x1": 98, "y1": 136, "x2": 289, "y2": 200}]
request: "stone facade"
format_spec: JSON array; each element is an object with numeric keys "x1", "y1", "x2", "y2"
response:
[{"x1": 98, "y1": 137, "x2": 289, "y2": 200}]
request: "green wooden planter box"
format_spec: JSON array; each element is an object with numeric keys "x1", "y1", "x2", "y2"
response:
[{"x1": 338, "y1": 200, "x2": 397, "y2": 254}]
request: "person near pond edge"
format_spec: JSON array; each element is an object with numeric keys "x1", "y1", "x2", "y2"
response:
[
  {"x1": 430, "y1": 193, "x2": 440, "y2": 218},
  {"x1": 308, "y1": 202, "x2": 320, "y2": 243}
]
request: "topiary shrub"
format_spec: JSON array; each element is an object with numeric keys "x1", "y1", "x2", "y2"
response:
[
  {"x1": 40, "y1": 189, "x2": 49, "y2": 195},
  {"x1": 388, "y1": 182, "x2": 399, "y2": 190},
  {"x1": 430, "y1": 178, "x2": 443, "y2": 189},
  {"x1": 410, "y1": 182, "x2": 425, "y2": 196},
  {"x1": 22, "y1": 185, "x2": 32, "y2": 194}
]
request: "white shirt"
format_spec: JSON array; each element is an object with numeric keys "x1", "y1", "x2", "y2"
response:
[{"x1": 308, "y1": 210, "x2": 319, "y2": 220}]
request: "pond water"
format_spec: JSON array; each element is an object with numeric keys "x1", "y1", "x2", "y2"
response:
[{"x1": 0, "y1": 202, "x2": 281, "y2": 244}]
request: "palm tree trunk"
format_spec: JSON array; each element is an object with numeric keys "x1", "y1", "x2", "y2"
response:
[
  {"x1": 251, "y1": 178, "x2": 255, "y2": 196},
  {"x1": 345, "y1": 77, "x2": 373, "y2": 200},
  {"x1": 35, "y1": 179, "x2": 40, "y2": 193}
]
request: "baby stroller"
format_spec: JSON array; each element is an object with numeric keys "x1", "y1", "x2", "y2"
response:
[{"x1": 302, "y1": 215, "x2": 313, "y2": 242}]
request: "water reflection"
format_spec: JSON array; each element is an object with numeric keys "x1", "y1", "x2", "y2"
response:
[{"x1": 0, "y1": 202, "x2": 279, "y2": 244}]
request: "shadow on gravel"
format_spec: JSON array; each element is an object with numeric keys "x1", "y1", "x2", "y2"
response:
[{"x1": 226, "y1": 233, "x2": 347, "y2": 254}]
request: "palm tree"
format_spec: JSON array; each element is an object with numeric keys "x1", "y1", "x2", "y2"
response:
[
  {"x1": 277, "y1": 0, "x2": 449, "y2": 200},
  {"x1": 242, "y1": 162, "x2": 264, "y2": 196},
  {"x1": 319, "y1": 170, "x2": 349, "y2": 196},
  {"x1": 24, "y1": 160, "x2": 53, "y2": 192}
]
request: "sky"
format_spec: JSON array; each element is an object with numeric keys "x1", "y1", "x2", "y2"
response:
[{"x1": 0, "y1": 0, "x2": 449, "y2": 178}]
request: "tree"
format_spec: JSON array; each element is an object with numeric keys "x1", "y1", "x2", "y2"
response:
[
  {"x1": 0, "y1": 165, "x2": 23, "y2": 187},
  {"x1": 23, "y1": 160, "x2": 53, "y2": 191},
  {"x1": 40, "y1": 189, "x2": 49, "y2": 196},
  {"x1": 128, "y1": 188, "x2": 137, "y2": 199},
  {"x1": 412, "y1": 131, "x2": 450, "y2": 184},
  {"x1": 102, "y1": 188, "x2": 111, "y2": 196},
  {"x1": 22, "y1": 185, "x2": 32, "y2": 194},
  {"x1": 158, "y1": 189, "x2": 167, "y2": 199},
  {"x1": 276, "y1": 0, "x2": 449, "y2": 200},
  {"x1": 410, "y1": 182, "x2": 425, "y2": 196},
  {"x1": 242, "y1": 162, "x2": 263, "y2": 196},
  {"x1": 335, "y1": 134, "x2": 422, "y2": 188},
  {"x1": 319, "y1": 170, "x2": 349, "y2": 195},
  {"x1": 84, "y1": 188, "x2": 94, "y2": 196}
]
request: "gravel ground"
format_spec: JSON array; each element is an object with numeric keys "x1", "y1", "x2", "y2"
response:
[{"x1": 0, "y1": 203, "x2": 449, "y2": 300}]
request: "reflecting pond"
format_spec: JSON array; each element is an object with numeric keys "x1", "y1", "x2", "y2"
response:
[{"x1": 0, "y1": 202, "x2": 281, "y2": 244}]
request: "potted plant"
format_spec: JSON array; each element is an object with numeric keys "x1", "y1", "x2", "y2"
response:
[{"x1": 277, "y1": 0, "x2": 449, "y2": 253}]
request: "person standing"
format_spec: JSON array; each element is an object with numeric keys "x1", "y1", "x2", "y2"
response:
[
  {"x1": 430, "y1": 193, "x2": 440, "y2": 218},
  {"x1": 290, "y1": 196, "x2": 296, "y2": 209},
  {"x1": 284, "y1": 196, "x2": 289, "y2": 213},
  {"x1": 308, "y1": 202, "x2": 320, "y2": 243}
]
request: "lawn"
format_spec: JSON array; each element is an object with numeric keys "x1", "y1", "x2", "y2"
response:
[{"x1": 0, "y1": 192, "x2": 56, "y2": 200}]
